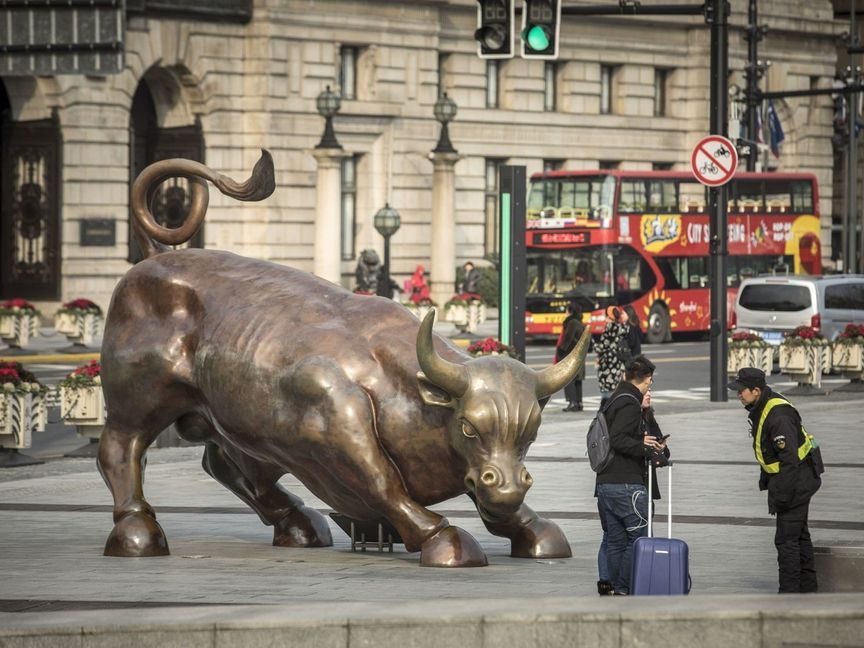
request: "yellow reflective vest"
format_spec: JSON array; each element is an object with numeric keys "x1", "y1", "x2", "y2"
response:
[{"x1": 754, "y1": 397, "x2": 816, "y2": 474}]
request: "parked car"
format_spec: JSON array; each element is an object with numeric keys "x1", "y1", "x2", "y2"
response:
[{"x1": 732, "y1": 274, "x2": 864, "y2": 346}]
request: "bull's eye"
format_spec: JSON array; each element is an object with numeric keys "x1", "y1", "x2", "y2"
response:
[{"x1": 461, "y1": 420, "x2": 478, "y2": 439}]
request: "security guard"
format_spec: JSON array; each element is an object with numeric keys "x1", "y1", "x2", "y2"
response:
[{"x1": 727, "y1": 367, "x2": 825, "y2": 593}]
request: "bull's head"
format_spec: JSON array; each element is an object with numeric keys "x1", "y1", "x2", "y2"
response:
[{"x1": 415, "y1": 311, "x2": 590, "y2": 518}]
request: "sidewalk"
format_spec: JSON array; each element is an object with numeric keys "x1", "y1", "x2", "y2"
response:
[{"x1": 1, "y1": 390, "x2": 862, "y2": 646}]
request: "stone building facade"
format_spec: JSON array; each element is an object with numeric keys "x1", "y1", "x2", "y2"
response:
[{"x1": 0, "y1": 0, "x2": 841, "y2": 312}]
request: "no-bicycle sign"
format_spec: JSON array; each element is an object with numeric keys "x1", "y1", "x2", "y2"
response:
[{"x1": 690, "y1": 135, "x2": 738, "y2": 187}]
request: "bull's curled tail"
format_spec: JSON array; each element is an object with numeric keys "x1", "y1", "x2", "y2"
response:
[{"x1": 130, "y1": 150, "x2": 276, "y2": 258}]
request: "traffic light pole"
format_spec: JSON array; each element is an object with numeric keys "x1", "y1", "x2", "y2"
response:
[
  {"x1": 708, "y1": 0, "x2": 730, "y2": 402},
  {"x1": 743, "y1": 0, "x2": 766, "y2": 172}
]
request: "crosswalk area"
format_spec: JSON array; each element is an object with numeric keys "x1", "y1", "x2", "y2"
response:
[{"x1": 548, "y1": 378, "x2": 853, "y2": 409}]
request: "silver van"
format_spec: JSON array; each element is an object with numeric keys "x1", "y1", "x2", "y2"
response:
[{"x1": 733, "y1": 274, "x2": 864, "y2": 345}]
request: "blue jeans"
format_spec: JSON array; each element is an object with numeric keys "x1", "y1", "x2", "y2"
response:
[{"x1": 597, "y1": 482, "x2": 649, "y2": 594}]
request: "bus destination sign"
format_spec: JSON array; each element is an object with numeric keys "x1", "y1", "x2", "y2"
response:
[{"x1": 532, "y1": 231, "x2": 590, "y2": 245}]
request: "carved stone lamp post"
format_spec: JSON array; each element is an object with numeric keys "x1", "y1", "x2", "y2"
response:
[
  {"x1": 429, "y1": 93, "x2": 460, "y2": 307},
  {"x1": 313, "y1": 85, "x2": 348, "y2": 284},
  {"x1": 315, "y1": 84, "x2": 343, "y2": 150},
  {"x1": 373, "y1": 203, "x2": 401, "y2": 299},
  {"x1": 432, "y1": 92, "x2": 458, "y2": 154}
]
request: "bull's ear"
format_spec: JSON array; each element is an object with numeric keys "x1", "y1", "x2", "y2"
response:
[
  {"x1": 538, "y1": 396, "x2": 551, "y2": 411},
  {"x1": 416, "y1": 372, "x2": 457, "y2": 409}
]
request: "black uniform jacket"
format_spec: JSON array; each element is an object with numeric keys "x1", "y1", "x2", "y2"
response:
[
  {"x1": 747, "y1": 387, "x2": 822, "y2": 514},
  {"x1": 596, "y1": 382, "x2": 646, "y2": 486},
  {"x1": 555, "y1": 314, "x2": 586, "y2": 380}
]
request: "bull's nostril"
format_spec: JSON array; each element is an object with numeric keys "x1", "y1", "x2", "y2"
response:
[
  {"x1": 465, "y1": 476, "x2": 476, "y2": 492},
  {"x1": 481, "y1": 470, "x2": 497, "y2": 486},
  {"x1": 522, "y1": 469, "x2": 534, "y2": 487}
]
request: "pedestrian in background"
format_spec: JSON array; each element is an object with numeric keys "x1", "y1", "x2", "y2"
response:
[
  {"x1": 458, "y1": 261, "x2": 482, "y2": 296},
  {"x1": 624, "y1": 305, "x2": 642, "y2": 358},
  {"x1": 595, "y1": 306, "x2": 629, "y2": 408},
  {"x1": 727, "y1": 367, "x2": 825, "y2": 594},
  {"x1": 555, "y1": 301, "x2": 585, "y2": 412},
  {"x1": 595, "y1": 355, "x2": 663, "y2": 596}
]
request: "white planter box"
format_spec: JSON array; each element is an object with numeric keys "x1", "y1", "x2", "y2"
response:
[
  {"x1": 779, "y1": 345, "x2": 823, "y2": 385},
  {"x1": 54, "y1": 312, "x2": 103, "y2": 346},
  {"x1": 833, "y1": 343, "x2": 864, "y2": 379},
  {"x1": 0, "y1": 392, "x2": 47, "y2": 449},
  {"x1": 444, "y1": 304, "x2": 468, "y2": 325},
  {"x1": 0, "y1": 315, "x2": 14, "y2": 338},
  {"x1": 0, "y1": 313, "x2": 39, "y2": 348},
  {"x1": 729, "y1": 346, "x2": 772, "y2": 375},
  {"x1": 60, "y1": 386, "x2": 106, "y2": 426}
]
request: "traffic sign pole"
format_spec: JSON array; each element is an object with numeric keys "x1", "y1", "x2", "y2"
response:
[{"x1": 708, "y1": 0, "x2": 730, "y2": 403}]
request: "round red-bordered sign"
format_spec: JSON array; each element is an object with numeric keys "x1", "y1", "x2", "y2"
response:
[{"x1": 691, "y1": 135, "x2": 738, "y2": 187}]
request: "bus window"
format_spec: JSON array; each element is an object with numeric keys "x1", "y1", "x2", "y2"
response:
[
  {"x1": 764, "y1": 179, "x2": 792, "y2": 214},
  {"x1": 609, "y1": 246, "x2": 656, "y2": 301},
  {"x1": 733, "y1": 179, "x2": 763, "y2": 213},
  {"x1": 619, "y1": 180, "x2": 646, "y2": 213},
  {"x1": 647, "y1": 180, "x2": 677, "y2": 213},
  {"x1": 654, "y1": 256, "x2": 708, "y2": 290},
  {"x1": 791, "y1": 180, "x2": 814, "y2": 213},
  {"x1": 679, "y1": 180, "x2": 707, "y2": 213},
  {"x1": 727, "y1": 254, "x2": 795, "y2": 287}
]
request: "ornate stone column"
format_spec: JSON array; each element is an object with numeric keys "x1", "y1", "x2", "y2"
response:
[
  {"x1": 429, "y1": 151, "x2": 461, "y2": 307},
  {"x1": 312, "y1": 148, "x2": 348, "y2": 284},
  {"x1": 428, "y1": 93, "x2": 461, "y2": 309}
]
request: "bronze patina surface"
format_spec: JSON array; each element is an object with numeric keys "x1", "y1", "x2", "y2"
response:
[{"x1": 97, "y1": 151, "x2": 591, "y2": 567}]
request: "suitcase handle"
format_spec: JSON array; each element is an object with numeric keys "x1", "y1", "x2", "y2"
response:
[{"x1": 646, "y1": 460, "x2": 673, "y2": 539}]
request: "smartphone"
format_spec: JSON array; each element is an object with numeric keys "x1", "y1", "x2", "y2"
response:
[{"x1": 660, "y1": 434, "x2": 671, "y2": 441}]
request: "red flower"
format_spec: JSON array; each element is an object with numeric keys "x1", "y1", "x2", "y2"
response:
[
  {"x1": 70, "y1": 360, "x2": 101, "y2": 379},
  {"x1": 0, "y1": 367, "x2": 21, "y2": 383},
  {"x1": 63, "y1": 298, "x2": 100, "y2": 311},
  {"x1": 1, "y1": 298, "x2": 36, "y2": 311}
]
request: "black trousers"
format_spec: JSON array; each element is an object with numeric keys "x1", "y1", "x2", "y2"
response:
[
  {"x1": 564, "y1": 379, "x2": 583, "y2": 405},
  {"x1": 775, "y1": 499, "x2": 817, "y2": 594}
]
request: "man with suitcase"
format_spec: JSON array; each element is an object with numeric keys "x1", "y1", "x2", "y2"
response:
[
  {"x1": 727, "y1": 367, "x2": 825, "y2": 594},
  {"x1": 595, "y1": 355, "x2": 664, "y2": 595}
]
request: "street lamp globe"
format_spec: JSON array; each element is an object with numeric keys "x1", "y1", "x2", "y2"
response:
[
  {"x1": 373, "y1": 203, "x2": 401, "y2": 238},
  {"x1": 315, "y1": 85, "x2": 343, "y2": 149},
  {"x1": 433, "y1": 92, "x2": 457, "y2": 125},
  {"x1": 316, "y1": 85, "x2": 342, "y2": 118},
  {"x1": 432, "y1": 92, "x2": 458, "y2": 154}
]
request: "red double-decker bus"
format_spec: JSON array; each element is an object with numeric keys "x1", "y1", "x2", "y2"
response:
[{"x1": 524, "y1": 170, "x2": 821, "y2": 343}]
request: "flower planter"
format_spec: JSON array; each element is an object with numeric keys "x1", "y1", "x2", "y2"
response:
[
  {"x1": 728, "y1": 345, "x2": 772, "y2": 376},
  {"x1": 833, "y1": 343, "x2": 864, "y2": 380},
  {"x1": 0, "y1": 392, "x2": 47, "y2": 449},
  {"x1": 53, "y1": 311, "x2": 103, "y2": 346},
  {"x1": 0, "y1": 313, "x2": 39, "y2": 349},
  {"x1": 779, "y1": 345, "x2": 824, "y2": 386},
  {"x1": 60, "y1": 385, "x2": 106, "y2": 426},
  {"x1": 443, "y1": 304, "x2": 468, "y2": 326}
]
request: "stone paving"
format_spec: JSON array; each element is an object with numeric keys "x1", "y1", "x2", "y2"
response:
[{"x1": 1, "y1": 323, "x2": 863, "y2": 646}]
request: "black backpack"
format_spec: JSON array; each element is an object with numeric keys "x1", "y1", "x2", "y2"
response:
[{"x1": 586, "y1": 393, "x2": 640, "y2": 472}]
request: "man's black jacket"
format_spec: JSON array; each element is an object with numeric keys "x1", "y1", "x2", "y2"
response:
[
  {"x1": 556, "y1": 314, "x2": 586, "y2": 379},
  {"x1": 747, "y1": 386, "x2": 822, "y2": 514},
  {"x1": 596, "y1": 381, "x2": 645, "y2": 485}
]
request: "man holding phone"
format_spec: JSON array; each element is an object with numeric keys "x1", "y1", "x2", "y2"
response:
[{"x1": 595, "y1": 355, "x2": 665, "y2": 595}]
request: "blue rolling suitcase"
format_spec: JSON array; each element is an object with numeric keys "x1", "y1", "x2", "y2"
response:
[{"x1": 630, "y1": 462, "x2": 691, "y2": 595}]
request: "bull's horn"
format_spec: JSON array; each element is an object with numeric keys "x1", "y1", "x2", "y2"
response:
[
  {"x1": 534, "y1": 326, "x2": 592, "y2": 398},
  {"x1": 416, "y1": 309, "x2": 469, "y2": 397}
]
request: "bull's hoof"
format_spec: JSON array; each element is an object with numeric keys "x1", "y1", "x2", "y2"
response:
[
  {"x1": 420, "y1": 526, "x2": 488, "y2": 568},
  {"x1": 104, "y1": 511, "x2": 170, "y2": 557},
  {"x1": 510, "y1": 517, "x2": 572, "y2": 559},
  {"x1": 272, "y1": 505, "x2": 333, "y2": 548}
]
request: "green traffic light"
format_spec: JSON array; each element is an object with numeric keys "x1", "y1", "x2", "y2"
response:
[{"x1": 525, "y1": 25, "x2": 550, "y2": 51}]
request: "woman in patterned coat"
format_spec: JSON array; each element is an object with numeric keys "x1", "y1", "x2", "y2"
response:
[{"x1": 595, "y1": 306, "x2": 630, "y2": 407}]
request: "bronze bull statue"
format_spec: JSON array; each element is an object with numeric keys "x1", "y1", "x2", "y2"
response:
[{"x1": 98, "y1": 151, "x2": 590, "y2": 567}]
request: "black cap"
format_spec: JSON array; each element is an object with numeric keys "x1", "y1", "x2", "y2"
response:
[{"x1": 726, "y1": 367, "x2": 767, "y2": 392}]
